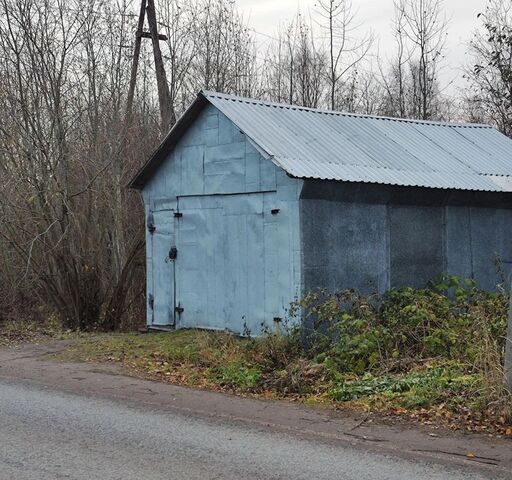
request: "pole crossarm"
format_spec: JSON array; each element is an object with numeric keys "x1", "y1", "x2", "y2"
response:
[{"x1": 125, "y1": 0, "x2": 172, "y2": 134}]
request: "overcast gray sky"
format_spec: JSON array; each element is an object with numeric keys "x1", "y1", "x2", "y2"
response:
[{"x1": 237, "y1": 0, "x2": 488, "y2": 94}]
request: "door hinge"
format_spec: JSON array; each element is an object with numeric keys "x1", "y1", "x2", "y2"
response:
[
  {"x1": 148, "y1": 294, "x2": 154, "y2": 310},
  {"x1": 175, "y1": 305, "x2": 184, "y2": 314},
  {"x1": 174, "y1": 212, "x2": 183, "y2": 218},
  {"x1": 147, "y1": 212, "x2": 156, "y2": 233}
]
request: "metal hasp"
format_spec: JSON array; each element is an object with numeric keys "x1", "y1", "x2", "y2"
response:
[
  {"x1": 175, "y1": 305, "x2": 184, "y2": 314},
  {"x1": 174, "y1": 212, "x2": 183, "y2": 218},
  {"x1": 169, "y1": 246, "x2": 177, "y2": 260}
]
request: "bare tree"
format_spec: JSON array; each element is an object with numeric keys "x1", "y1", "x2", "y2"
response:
[
  {"x1": 0, "y1": 0, "x2": 264, "y2": 330},
  {"x1": 316, "y1": 0, "x2": 373, "y2": 110},
  {"x1": 188, "y1": 0, "x2": 256, "y2": 95},
  {"x1": 0, "y1": 0, "x2": 459, "y2": 333},
  {"x1": 379, "y1": 3, "x2": 410, "y2": 117},
  {"x1": 466, "y1": 0, "x2": 512, "y2": 136},
  {"x1": 392, "y1": 0, "x2": 448, "y2": 120},
  {"x1": 0, "y1": 0, "x2": 152, "y2": 330},
  {"x1": 463, "y1": 0, "x2": 512, "y2": 388},
  {"x1": 262, "y1": 13, "x2": 326, "y2": 108},
  {"x1": 160, "y1": 0, "x2": 197, "y2": 117},
  {"x1": 353, "y1": 69, "x2": 387, "y2": 115}
]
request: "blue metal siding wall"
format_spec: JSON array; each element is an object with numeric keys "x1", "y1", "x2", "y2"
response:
[
  {"x1": 141, "y1": 197, "x2": 153, "y2": 326},
  {"x1": 145, "y1": 105, "x2": 279, "y2": 198},
  {"x1": 142, "y1": 105, "x2": 302, "y2": 334},
  {"x1": 174, "y1": 190, "x2": 299, "y2": 335},
  {"x1": 150, "y1": 209, "x2": 176, "y2": 325}
]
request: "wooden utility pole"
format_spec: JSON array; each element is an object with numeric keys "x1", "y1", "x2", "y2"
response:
[
  {"x1": 125, "y1": 0, "x2": 147, "y2": 124},
  {"x1": 125, "y1": 0, "x2": 172, "y2": 134},
  {"x1": 146, "y1": 0, "x2": 173, "y2": 132}
]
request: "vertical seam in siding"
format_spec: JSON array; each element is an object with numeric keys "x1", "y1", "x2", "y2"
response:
[{"x1": 385, "y1": 204, "x2": 390, "y2": 289}]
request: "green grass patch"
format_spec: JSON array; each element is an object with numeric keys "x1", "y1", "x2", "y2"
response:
[{"x1": 56, "y1": 330, "x2": 201, "y2": 363}]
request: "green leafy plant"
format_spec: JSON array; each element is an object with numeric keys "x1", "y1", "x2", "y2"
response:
[{"x1": 215, "y1": 362, "x2": 262, "y2": 389}]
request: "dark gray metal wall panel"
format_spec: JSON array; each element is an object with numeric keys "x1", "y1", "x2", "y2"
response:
[
  {"x1": 497, "y1": 209, "x2": 512, "y2": 269},
  {"x1": 445, "y1": 206, "x2": 473, "y2": 280},
  {"x1": 446, "y1": 206, "x2": 512, "y2": 289},
  {"x1": 301, "y1": 180, "x2": 512, "y2": 208},
  {"x1": 389, "y1": 206, "x2": 444, "y2": 288},
  {"x1": 301, "y1": 198, "x2": 389, "y2": 294},
  {"x1": 469, "y1": 208, "x2": 500, "y2": 289},
  {"x1": 471, "y1": 208, "x2": 512, "y2": 289},
  {"x1": 301, "y1": 180, "x2": 512, "y2": 296}
]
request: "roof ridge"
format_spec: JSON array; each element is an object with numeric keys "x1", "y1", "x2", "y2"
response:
[{"x1": 201, "y1": 90, "x2": 492, "y2": 129}]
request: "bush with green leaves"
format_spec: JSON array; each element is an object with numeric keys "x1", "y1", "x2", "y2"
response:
[{"x1": 300, "y1": 276, "x2": 508, "y2": 375}]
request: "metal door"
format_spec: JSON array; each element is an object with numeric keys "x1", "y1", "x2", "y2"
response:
[
  {"x1": 222, "y1": 195, "x2": 265, "y2": 335},
  {"x1": 150, "y1": 209, "x2": 176, "y2": 327},
  {"x1": 175, "y1": 194, "x2": 266, "y2": 334},
  {"x1": 174, "y1": 200, "x2": 223, "y2": 329}
]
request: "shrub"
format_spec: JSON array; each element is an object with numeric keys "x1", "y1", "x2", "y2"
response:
[
  {"x1": 298, "y1": 276, "x2": 511, "y2": 420},
  {"x1": 300, "y1": 276, "x2": 508, "y2": 375}
]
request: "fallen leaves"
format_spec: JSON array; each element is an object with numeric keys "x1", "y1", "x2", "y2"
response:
[{"x1": 0, "y1": 320, "x2": 65, "y2": 348}]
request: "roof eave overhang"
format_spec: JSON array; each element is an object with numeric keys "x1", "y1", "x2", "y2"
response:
[{"x1": 128, "y1": 91, "x2": 210, "y2": 190}]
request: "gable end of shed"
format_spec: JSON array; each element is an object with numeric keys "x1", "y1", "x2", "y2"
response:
[{"x1": 129, "y1": 92, "x2": 287, "y2": 191}]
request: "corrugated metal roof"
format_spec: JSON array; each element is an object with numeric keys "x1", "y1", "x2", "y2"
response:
[{"x1": 203, "y1": 91, "x2": 512, "y2": 192}]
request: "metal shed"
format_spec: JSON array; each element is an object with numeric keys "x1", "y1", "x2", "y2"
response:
[{"x1": 130, "y1": 91, "x2": 512, "y2": 334}]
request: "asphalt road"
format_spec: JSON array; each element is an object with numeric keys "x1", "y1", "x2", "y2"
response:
[{"x1": 0, "y1": 379, "x2": 500, "y2": 480}]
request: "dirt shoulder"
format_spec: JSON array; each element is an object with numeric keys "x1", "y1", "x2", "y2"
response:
[{"x1": 0, "y1": 339, "x2": 511, "y2": 477}]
